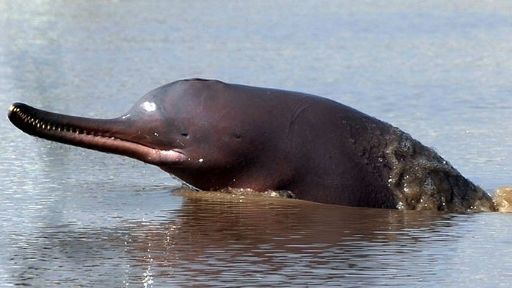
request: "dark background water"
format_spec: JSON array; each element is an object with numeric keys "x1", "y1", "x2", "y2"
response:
[{"x1": 1, "y1": 1, "x2": 511, "y2": 286}]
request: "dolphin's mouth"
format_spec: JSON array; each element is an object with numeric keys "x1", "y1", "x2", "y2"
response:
[{"x1": 8, "y1": 103, "x2": 187, "y2": 165}]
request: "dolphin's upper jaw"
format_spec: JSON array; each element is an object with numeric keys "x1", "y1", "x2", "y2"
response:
[{"x1": 8, "y1": 103, "x2": 188, "y2": 165}]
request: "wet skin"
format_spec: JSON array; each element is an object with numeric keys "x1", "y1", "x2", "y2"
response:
[{"x1": 7, "y1": 79, "x2": 495, "y2": 210}]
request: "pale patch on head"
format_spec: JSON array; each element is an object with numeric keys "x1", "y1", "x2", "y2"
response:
[{"x1": 141, "y1": 101, "x2": 157, "y2": 112}]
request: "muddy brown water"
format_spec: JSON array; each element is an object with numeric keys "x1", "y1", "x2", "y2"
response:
[{"x1": 1, "y1": 1, "x2": 511, "y2": 286}]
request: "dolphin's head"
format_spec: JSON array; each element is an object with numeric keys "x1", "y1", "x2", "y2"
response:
[{"x1": 7, "y1": 79, "x2": 271, "y2": 190}]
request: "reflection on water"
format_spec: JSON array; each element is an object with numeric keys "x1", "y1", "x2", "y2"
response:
[
  {"x1": 6, "y1": 188, "x2": 512, "y2": 286},
  {"x1": 132, "y1": 189, "x2": 449, "y2": 286},
  {"x1": 2, "y1": 0, "x2": 512, "y2": 287}
]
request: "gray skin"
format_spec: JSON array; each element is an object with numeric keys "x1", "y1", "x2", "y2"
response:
[{"x1": 7, "y1": 79, "x2": 495, "y2": 211}]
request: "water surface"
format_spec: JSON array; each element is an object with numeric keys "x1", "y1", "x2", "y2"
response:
[{"x1": 1, "y1": 1, "x2": 511, "y2": 286}]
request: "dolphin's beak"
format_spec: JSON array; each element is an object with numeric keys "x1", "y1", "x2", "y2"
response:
[{"x1": 8, "y1": 103, "x2": 187, "y2": 165}]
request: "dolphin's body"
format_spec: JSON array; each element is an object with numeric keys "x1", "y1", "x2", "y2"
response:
[{"x1": 8, "y1": 79, "x2": 495, "y2": 211}]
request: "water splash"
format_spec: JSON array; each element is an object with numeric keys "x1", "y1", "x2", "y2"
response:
[{"x1": 384, "y1": 127, "x2": 495, "y2": 212}]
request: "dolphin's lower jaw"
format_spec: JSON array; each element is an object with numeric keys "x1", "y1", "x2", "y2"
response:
[{"x1": 8, "y1": 103, "x2": 186, "y2": 165}]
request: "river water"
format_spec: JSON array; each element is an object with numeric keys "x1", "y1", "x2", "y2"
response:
[{"x1": 1, "y1": 1, "x2": 511, "y2": 287}]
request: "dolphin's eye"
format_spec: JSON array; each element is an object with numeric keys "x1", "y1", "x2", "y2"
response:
[{"x1": 180, "y1": 132, "x2": 189, "y2": 138}]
